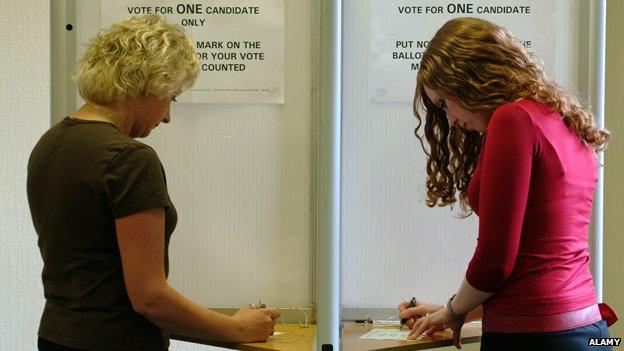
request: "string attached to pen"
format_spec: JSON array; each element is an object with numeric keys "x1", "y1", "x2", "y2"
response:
[
  {"x1": 249, "y1": 303, "x2": 314, "y2": 344},
  {"x1": 273, "y1": 307, "x2": 312, "y2": 343}
]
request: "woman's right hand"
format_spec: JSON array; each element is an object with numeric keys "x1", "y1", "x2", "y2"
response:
[
  {"x1": 398, "y1": 300, "x2": 444, "y2": 330},
  {"x1": 231, "y1": 305, "x2": 281, "y2": 342}
]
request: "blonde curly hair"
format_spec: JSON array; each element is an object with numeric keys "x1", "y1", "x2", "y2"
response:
[
  {"x1": 75, "y1": 14, "x2": 199, "y2": 103},
  {"x1": 413, "y1": 17, "x2": 609, "y2": 212}
]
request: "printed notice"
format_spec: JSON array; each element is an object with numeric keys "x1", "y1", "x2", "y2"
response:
[
  {"x1": 101, "y1": 0, "x2": 284, "y2": 103},
  {"x1": 371, "y1": 0, "x2": 556, "y2": 102}
]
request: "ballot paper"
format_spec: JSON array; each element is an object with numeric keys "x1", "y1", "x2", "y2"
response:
[{"x1": 359, "y1": 328, "x2": 420, "y2": 340}]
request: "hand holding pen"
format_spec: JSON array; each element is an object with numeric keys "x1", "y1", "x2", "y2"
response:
[
  {"x1": 399, "y1": 297, "x2": 417, "y2": 329},
  {"x1": 398, "y1": 298, "x2": 445, "y2": 330}
]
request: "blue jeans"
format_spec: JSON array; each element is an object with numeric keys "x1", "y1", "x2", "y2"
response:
[{"x1": 481, "y1": 319, "x2": 612, "y2": 351}]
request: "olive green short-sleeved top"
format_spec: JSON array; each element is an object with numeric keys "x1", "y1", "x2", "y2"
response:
[{"x1": 27, "y1": 117, "x2": 177, "y2": 351}]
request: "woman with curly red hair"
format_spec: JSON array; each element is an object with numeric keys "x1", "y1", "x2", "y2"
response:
[{"x1": 398, "y1": 17, "x2": 614, "y2": 350}]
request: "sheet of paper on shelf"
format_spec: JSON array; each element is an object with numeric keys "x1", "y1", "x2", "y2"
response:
[{"x1": 359, "y1": 328, "x2": 413, "y2": 340}]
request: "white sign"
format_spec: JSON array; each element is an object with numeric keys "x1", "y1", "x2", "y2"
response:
[
  {"x1": 371, "y1": 0, "x2": 557, "y2": 102},
  {"x1": 101, "y1": 0, "x2": 284, "y2": 104}
]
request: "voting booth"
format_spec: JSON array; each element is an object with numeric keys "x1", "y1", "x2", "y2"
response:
[{"x1": 50, "y1": 0, "x2": 606, "y2": 349}]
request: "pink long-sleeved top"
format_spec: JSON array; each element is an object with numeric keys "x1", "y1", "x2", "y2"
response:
[{"x1": 466, "y1": 99, "x2": 598, "y2": 317}]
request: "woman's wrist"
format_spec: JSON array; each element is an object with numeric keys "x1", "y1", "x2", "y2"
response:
[
  {"x1": 227, "y1": 314, "x2": 244, "y2": 342},
  {"x1": 445, "y1": 294, "x2": 467, "y2": 319}
]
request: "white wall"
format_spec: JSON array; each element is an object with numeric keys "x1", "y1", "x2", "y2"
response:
[
  {"x1": 74, "y1": 0, "x2": 315, "y2": 311},
  {"x1": 341, "y1": 0, "x2": 585, "y2": 310},
  {"x1": 604, "y1": 0, "x2": 624, "y2": 340},
  {"x1": 0, "y1": 2, "x2": 221, "y2": 350},
  {"x1": 0, "y1": 1, "x2": 50, "y2": 349}
]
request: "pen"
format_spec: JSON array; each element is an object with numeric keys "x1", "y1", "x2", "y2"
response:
[
  {"x1": 399, "y1": 297, "x2": 417, "y2": 329},
  {"x1": 249, "y1": 300, "x2": 266, "y2": 309}
]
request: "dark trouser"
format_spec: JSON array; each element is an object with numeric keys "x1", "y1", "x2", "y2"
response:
[
  {"x1": 481, "y1": 319, "x2": 612, "y2": 351},
  {"x1": 38, "y1": 338, "x2": 85, "y2": 351},
  {"x1": 38, "y1": 337, "x2": 170, "y2": 351}
]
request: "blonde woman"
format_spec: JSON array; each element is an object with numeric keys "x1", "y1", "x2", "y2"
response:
[
  {"x1": 397, "y1": 17, "x2": 616, "y2": 350},
  {"x1": 28, "y1": 14, "x2": 279, "y2": 351}
]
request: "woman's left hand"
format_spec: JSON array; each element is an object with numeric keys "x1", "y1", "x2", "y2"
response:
[{"x1": 408, "y1": 307, "x2": 466, "y2": 349}]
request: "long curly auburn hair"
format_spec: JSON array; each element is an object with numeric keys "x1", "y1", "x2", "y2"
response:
[{"x1": 414, "y1": 17, "x2": 609, "y2": 213}]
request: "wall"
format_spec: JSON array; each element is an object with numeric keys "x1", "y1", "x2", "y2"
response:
[
  {"x1": 0, "y1": 0, "x2": 50, "y2": 349},
  {"x1": 604, "y1": 0, "x2": 624, "y2": 340},
  {"x1": 0, "y1": 1, "x2": 221, "y2": 350},
  {"x1": 74, "y1": 0, "x2": 314, "y2": 312}
]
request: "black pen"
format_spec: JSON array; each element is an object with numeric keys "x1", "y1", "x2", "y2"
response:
[{"x1": 399, "y1": 297, "x2": 417, "y2": 329}]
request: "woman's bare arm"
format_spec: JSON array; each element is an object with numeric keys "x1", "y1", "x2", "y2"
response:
[{"x1": 115, "y1": 209, "x2": 279, "y2": 343}]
